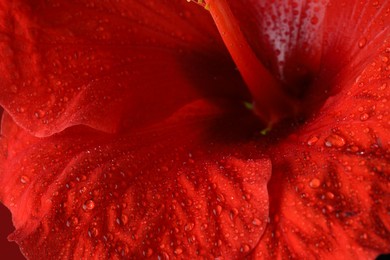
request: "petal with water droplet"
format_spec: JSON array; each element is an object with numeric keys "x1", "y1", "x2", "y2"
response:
[
  {"x1": 252, "y1": 1, "x2": 390, "y2": 257},
  {"x1": 0, "y1": 0, "x2": 247, "y2": 137},
  {"x1": 0, "y1": 100, "x2": 271, "y2": 258}
]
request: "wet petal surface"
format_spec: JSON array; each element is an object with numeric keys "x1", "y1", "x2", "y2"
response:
[
  {"x1": 0, "y1": 100, "x2": 271, "y2": 258},
  {"x1": 0, "y1": 0, "x2": 246, "y2": 137},
  {"x1": 0, "y1": 0, "x2": 389, "y2": 259}
]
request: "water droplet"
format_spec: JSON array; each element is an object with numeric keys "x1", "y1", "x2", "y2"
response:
[
  {"x1": 326, "y1": 192, "x2": 335, "y2": 199},
  {"x1": 88, "y1": 227, "x2": 99, "y2": 238},
  {"x1": 309, "y1": 178, "x2": 321, "y2": 188},
  {"x1": 213, "y1": 205, "x2": 222, "y2": 216},
  {"x1": 20, "y1": 175, "x2": 30, "y2": 184},
  {"x1": 200, "y1": 223, "x2": 208, "y2": 230},
  {"x1": 118, "y1": 244, "x2": 129, "y2": 256},
  {"x1": 241, "y1": 244, "x2": 251, "y2": 252},
  {"x1": 17, "y1": 107, "x2": 25, "y2": 113},
  {"x1": 187, "y1": 235, "x2": 196, "y2": 244},
  {"x1": 143, "y1": 248, "x2": 153, "y2": 257},
  {"x1": 252, "y1": 218, "x2": 262, "y2": 226},
  {"x1": 120, "y1": 214, "x2": 128, "y2": 225},
  {"x1": 66, "y1": 216, "x2": 79, "y2": 227},
  {"x1": 358, "y1": 38, "x2": 367, "y2": 48},
  {"x1": 79, "y1": 186, "x2": 87, "y2": 194},
  {"x1": 34, "y1": 110, "x2": 45, "y2": 119},
  {"x1": 360, "y1": 113, "x2": 369, "y2": 121},
  {"x1": 184, "y1": 222, "x2": 194, "y2": 231},
  {"x1": 174, "y1": 248, "x2": 183, "y2": 255},
  {"x1": 158, "y1": 251, "x2": 170, "y2": 260},
  {"x1": 326, "y1": 205, "x2": 334, "y2": 213},
  {"x1": 103, "y1": 233, "x2": 114, "y2": 241},
  {"x1": 307, "y1": 136, "x2": 319, "y2": 146},
  {"x1": 324, "y1": 134, "x2": 345, "y2": 148},
  {"x1": 230, "y1": 208, "x2": 239, "y2": 220},
  {"x1": 82, "y1": 199, "x2": 95, "y2": 211}
]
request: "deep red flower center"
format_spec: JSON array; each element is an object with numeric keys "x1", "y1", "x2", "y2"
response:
[{"x1": 187, "y1": 0, "x2": 330, "y2": 131}]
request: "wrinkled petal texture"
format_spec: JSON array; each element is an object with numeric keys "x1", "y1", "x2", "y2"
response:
[
  {"x1": 0, "y1": 100, "x2": 271, "y2": 259},
  {"x1": 0, "y1": 0, "x2": 247, "y2": 137}
]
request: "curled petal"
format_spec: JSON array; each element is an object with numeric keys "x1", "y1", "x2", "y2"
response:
[
  {"x1": 0, "y1": 100, "x2": 271, "y2": 258},
  {"x1": 0, "y1": 0, "x2": 247, "y2": 137},
  {"x1": 253, "y1": 0, "x2": 390, "y2": 257}
]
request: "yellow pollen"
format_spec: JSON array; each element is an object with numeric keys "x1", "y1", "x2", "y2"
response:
[
  {"x1": 244, "y1": 101, "x2": 254, "y2": 110},
  {"x1": 186, "y1": 0, "x2": 210, "y2": 10}
]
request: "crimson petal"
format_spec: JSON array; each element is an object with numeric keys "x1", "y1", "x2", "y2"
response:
[
  {"x1": 214, "y1": 0, "x2": 390, "y2": 258},
  {"x1": 0, "y1": 100, "x2": 271, "y2": 258},
  {"x1": 0, "y1": 0, "x2": 247, "y2": 137}
]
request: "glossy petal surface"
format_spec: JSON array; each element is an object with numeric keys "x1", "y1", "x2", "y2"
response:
[
  {"x1": 208, "y1": 0, "x2": 390, "y2": 121},
  {"x1": 0, "y1": 101, "x2": 271, "y2": 258},
  {"x1": 238, "y1": 0, "x2": 390, "y2": 258},
  {"x1": 0, "y1": 0, "x2": 246, "y2": 137},
  {"x1": 0, "y1": 0, "x2": 389, "y2": 259}
]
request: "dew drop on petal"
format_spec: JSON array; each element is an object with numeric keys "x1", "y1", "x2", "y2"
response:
[
  {"x1": 34, "y1": 110, "x2": 45, "y2": 119},
  {"x1": 326, "y1": 205, "x2": 334, "y2": 213},
  {"x1": 326, "y1": 192, "x2": 335, "y2": 199},
  {"x1": 358, "y1": 37, "x2": 367, "y2": 48},
  {"x1": 213, "y1": 205, "x2": 222, "y2": 216},
  {"x1": 309, "y1": 178, "x2": 321, "y2": 188},
  {"x1": 174, "y1": 248, "x2": 183, "y2": 255},
  {"x1": 252, "y1": 217, "x2": 262, "y2": 226},
  {"x1": 360, "y1": 113, "x2": 369, "y2": 121},
  {"x1": 82, "y1": 199, "x2": 95, "y2": 211},
  {"x1": 307, "y1": 136, "x2": 319, "y2": 146},
  {"x1": 88, "y1": 227, "x2": 99, "y2": 238},
  {"x1": 230, "y1": 208, "x2": 239, "y2": 220},
  {"x1": 241, "y1": 244, "x2": 251, "y2": 253},
  {"x1": 120, "y1": 214, "x2": 128, "y2": 225},
  {"x1": 103, "y1": 233, "x2": 114, "y2": 241},
  {"x1": 20, "y1": 175, "x2": 30, "y2": 184},
  {"x1": 184, "y1": 222, "x2": 194, "y2": 231},
  {"x1": 324, "y1": 134, "x2": 346, "y2": 148},
  {"x1": 158, "y1": 251, "x2": 170, "y2": 260},
  {"x1": 379, "y1": 83, "x2": 387, "y2": 91},
  {"x1": 66, "y1": 216, "x2": 79, "y2": 227},
  {"x1": 143, "y1": 248, "x2": 153, "y2": 257},
  {"x1": 188, "y1": 235, "x2": 196, "y2": 244},
  {"x1": 17, "y1": 107, "x2": 25, "y2": 113}
]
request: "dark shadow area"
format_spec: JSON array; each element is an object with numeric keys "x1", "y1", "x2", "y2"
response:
[
  {"x1": 0, "y1": 203, "x2": 24, "y2": 259},
  {"x1": 178, "y1": 46, "x2": 251, "y2": 105},
  {"x1": 176, "y1": 39, "x2": 331, "y2": 142}
]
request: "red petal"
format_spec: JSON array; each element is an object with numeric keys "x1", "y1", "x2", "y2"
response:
[
  {"x1": 249, "y1": 0, "x2": 390, "y2": 257},
  {"x1": 207, "y1": 0, "x2": 326, "y2": 123},
  {"x1": 0, "y1": 100, "x2": 271, "y2": 258},
  {"x1": 207, "y1": 0, "x2": 390, "y2": 124},
  {"x1": 0, "y1": 0, "x2": 247, "y2": 137}
]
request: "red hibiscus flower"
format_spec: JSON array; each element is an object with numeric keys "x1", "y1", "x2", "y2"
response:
[{"x1": 0, "y1": 0, "x2": 389, "y2": 259}]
